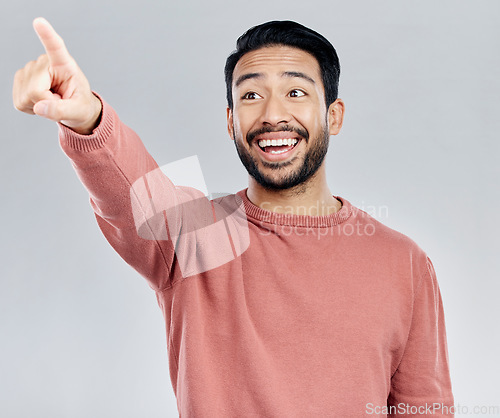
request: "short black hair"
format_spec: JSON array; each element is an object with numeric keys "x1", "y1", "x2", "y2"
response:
[{"x1": 224, "y1": 20, "x2": 340, "y2": 110}]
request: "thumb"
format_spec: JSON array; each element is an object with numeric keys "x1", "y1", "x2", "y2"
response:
[{"x1": 33, "y1": 97, "x2": 78, "y2": 122}]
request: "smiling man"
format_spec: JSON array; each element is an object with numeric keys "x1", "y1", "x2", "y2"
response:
[{"x1": 13, "y1": 19, "x2": 454, "y2": 417}]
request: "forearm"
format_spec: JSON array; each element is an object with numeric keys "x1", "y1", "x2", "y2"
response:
[{"x1": 59, "y1": 94, "x2": 161, "y2": 226}]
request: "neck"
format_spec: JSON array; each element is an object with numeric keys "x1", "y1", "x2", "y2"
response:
[{"x1": 246, "y1": 166, "x2": 341, "y2": 216}]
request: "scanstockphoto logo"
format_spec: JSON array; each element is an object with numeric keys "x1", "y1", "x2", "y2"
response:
[
  {"x1": 258, "y1": 218, "x2": 378, "y2": 240},
  {"x1": 255, "y1": 200, "x2": 388, "y2": 240},
  {"x1": 357, "y1": 201, "x2": 389, "y2": 219},
  {"x1": 256, "y1": 200, "x2": 389, "y2": 219},
  {"x1": 129, "y1": 156, "x2": 250, "y2": 279},
  {"x1": 365, "y1": 402, "x2": 500, "y2": 416}
]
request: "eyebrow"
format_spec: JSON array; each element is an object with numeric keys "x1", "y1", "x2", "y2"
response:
[
  {"x1": 235, "y1": 72, "x2": 263, "y2": 87},
  {"x1": 281, "y1": 71, "x2": 316, "y2": 85},
  {"x1": 234, "y1": 71, "x2": 316, "y2": 87}
]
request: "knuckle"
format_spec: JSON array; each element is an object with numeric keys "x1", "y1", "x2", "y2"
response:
[
  {"x1": 14, "y1": 68, "x2": 23, "y2": 80},
  {"x1": 25, "y1": 59, "x2": 38, "y2": 71},
  {"x1": 13, "y1": 96, "x2": 30, "y2": 113},
  {"x1": 36, "y1": 54, "x2": 49, "y2": 68},
  {"x1": 14, "y1": 102, "x2": 28, "y2": 113}
]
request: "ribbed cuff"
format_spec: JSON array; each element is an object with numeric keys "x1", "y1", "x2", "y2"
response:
[{"x1": 58, "y1": 92, "x2": 114, "y2": 152}]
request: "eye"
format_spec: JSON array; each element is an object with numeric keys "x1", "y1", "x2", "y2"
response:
[
  {"x1": 242, "y1": 92, "x2": 262, "y2": 100},
  {"x1": 288, "y1": 89, "x2": 306, "y2": 98}
]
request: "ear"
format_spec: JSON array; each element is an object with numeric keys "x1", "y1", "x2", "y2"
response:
[
  {"x1": 327, "y1": 98, "x2": 345, "y2": 136},
  {"x1": 226, "y1": 107, "x2": 235, "y2": 140}
]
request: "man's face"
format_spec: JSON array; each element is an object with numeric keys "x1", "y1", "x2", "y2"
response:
[{"x1": 227, "y1": 45, "x2": 342, "y2": 191}]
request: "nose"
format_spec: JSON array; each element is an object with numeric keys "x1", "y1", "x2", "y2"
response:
[{"x1": 261, "y1": 94, "x2": 291, "y2": 126}]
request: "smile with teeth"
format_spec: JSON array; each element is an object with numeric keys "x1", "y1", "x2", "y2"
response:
[{"x1": 258, "y1": 138, "x2": 299, "y2": 154}]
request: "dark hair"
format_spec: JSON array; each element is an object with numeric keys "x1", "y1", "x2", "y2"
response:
[{"x1": 224, "y1": 20, "x2": 340, "y2": 110}]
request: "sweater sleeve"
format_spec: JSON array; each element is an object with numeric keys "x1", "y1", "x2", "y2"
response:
[
  {"x1": 58, "y1": 93, "x2": 195, "y2": 291},
  {"x1": 388, "y1": 256, "x2": 454, "y2": 417}
]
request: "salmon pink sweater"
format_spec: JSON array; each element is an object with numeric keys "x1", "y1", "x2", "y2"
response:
[{"x1": 58, "y1": 95, "x2": 454, "y2": 417}]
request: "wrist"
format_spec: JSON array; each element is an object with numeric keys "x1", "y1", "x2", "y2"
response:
[
  {"x1": 70, "y1": 93, "x2": 103, "y2": 135},
  {"x1": 58, "y1": 93, "x2": 113, "y2": 153}
]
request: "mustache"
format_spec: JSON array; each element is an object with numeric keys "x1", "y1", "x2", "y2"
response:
[{"x1": 246, "y1": 125, "x2": 309, "y2": 144}]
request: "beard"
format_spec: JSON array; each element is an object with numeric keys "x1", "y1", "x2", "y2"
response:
[{"x1": 233, "y1": 121, "x2": 330, "y2": 191}]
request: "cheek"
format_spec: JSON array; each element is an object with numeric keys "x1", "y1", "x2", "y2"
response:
[
  {"x1": 291, "y1": 105, "x2": 324, "y2": 133},
  {"x1": 232, "y1": 108, "x2": 258, "y2": 138},
  {"x1": 231, "y1": 116, "x2": 250, "y2": 144}
]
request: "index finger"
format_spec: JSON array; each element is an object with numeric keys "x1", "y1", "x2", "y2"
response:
[{"x1": 33, "y1": 17, "x2": 72, "y2": 66}]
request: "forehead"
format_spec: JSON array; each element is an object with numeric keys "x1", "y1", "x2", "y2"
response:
[{"x1": 233, "y1": 45, "x2": 322, "y2": 85}]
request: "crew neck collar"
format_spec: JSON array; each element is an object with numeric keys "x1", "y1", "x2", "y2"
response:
[{"x1": 236, "y1": 189, "x2": 353, "y2": 228}]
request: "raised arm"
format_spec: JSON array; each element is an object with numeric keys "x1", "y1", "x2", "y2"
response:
[
  {"x1": 12, "y1": 18, "x2": 245, "y2": 291},
  {"x1": 12, "y1": 18, "x2": 184, "y2": 291}
]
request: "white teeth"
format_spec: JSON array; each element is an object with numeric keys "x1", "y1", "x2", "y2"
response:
[{"x1": 258, "y1": 138, "x2": 298, "y2": 148}]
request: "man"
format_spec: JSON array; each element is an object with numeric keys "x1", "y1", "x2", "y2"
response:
[{"x1": 13, "y1": 18, "x2": 454, "y2": 417}]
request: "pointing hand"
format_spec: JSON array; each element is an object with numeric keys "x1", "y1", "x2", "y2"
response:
[{"x1": 13, "y1": 18, "x2": 102, "y2": 135}]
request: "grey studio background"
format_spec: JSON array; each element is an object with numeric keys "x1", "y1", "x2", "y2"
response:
[{"x1": 1, "y1": 0, "x2": 499, "y2": 417}]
